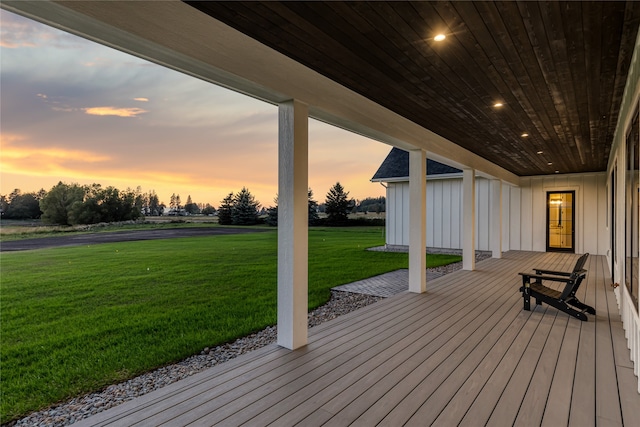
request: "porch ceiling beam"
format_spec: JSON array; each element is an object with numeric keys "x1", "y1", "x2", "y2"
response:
[{"x1": 1, "y1": 0, "x2": 519, "y2": 186}]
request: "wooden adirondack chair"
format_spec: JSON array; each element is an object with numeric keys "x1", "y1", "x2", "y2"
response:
[{"x1": 518, "y1": 253, "x2": 595, "y2": 321}]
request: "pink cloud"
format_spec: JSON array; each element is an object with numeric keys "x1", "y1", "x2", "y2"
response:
[{"x1": 83, "y1": 107, "x2": 148, "y2": 118}]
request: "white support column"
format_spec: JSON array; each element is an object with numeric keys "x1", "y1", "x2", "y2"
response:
[
  {"x1": 408, "y1": 149, "x2": 427, "y2": 293},
  {"x1": 490, "y1": 179, "x2": 503, "y2": 259},
  {"x1": 277, "y1": 100, "x2": 308, "y2": 350},
  {"x1": 463, "y1": 168, "x2": 476, "y2": 270}
]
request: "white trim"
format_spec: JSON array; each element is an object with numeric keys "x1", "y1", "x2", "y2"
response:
[
  {"x1": 542, "y1": 184, "x2": 582, "y2": 253},
  {"x1": 371, "y1": 176, "x2": 411, "y2": 183}
]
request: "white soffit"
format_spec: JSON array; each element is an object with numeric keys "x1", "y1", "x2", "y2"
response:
[{"x1": 2, "y1": 0, "x2": 520, "y2": 186}]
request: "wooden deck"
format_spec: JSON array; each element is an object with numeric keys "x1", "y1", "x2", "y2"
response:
[{"x1": 76, "y1": 251, "x2": 639, "y2": 426}]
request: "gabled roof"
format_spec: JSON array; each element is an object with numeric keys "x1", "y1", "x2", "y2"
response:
[{"x1": 371, "y1": 148, "x2": 462, "y2": 181}]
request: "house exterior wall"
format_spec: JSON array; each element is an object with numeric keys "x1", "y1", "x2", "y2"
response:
[
  {"x1": 387, "y1": 180, "x2": 459, "y2": 250},
  {"x1": 513, "y1": 174, "x2": 608, "y2": 255},
  {"x1": 386, "y1": 181, "x2": 410, "y2": 249},
  {"x1": 385, "y1": 173, "x2": 607, "y2": 256},
  {"x1": 607, "y1": 29, "x2": 640, "y2": 391}
]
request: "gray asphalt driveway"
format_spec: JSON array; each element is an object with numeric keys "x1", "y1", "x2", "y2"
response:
[{"x1": 0, "y1": 227, "x2": 270, "y2": 252}]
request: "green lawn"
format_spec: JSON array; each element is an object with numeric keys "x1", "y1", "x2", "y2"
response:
[{"x1": 0, "y1": 227, "x2": 460, "y2": 422}]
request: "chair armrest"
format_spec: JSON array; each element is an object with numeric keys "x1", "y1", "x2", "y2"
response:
[
  {"x1": 533, "y1": 269, "x2": 572, "y2": 277},
  {"x1": 519, "y1": 272, "x2": 572, "y2": 283}
]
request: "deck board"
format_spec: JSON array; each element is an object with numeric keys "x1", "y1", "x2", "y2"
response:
[
  {"x1": 541, "y1": 318, "x2": 582, "y2": 427},
  {"x1": 488, "y1": 310, "x2": 560, "y2": 426},
  {"x1": 570, "y1": 257, "x2": 598, "y2": 427},
  {"x1": 72, "y1": 252, "x2": 639, "y2": 427},
  {"x1": 594, "y1": 256, "x2": 624, "y2": 426},
  {"x1": 457, "y1": 307, "x2": 549, "y2": 426},
  {"x1": 513, "y1": 313, "x2": 569, "y2": 426}
]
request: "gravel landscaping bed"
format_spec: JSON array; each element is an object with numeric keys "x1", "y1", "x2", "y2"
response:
[
  {"x1": 7, "y1": 292, "x2": 382, "y2": 427},
  {"x1": 8, "y1": 255, "x2": 489, "y2": 427}
]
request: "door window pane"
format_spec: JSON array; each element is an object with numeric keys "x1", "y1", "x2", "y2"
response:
[{"x1": 547, "y1": 191, "x2": 575, "y2": 252}]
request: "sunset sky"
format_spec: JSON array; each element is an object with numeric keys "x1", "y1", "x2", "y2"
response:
[{"x1": 0, "y1": 10, "x2": 390, "y2": 209}]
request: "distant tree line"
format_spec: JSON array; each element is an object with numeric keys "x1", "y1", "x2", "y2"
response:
[
  {"x1": 1, "y1": 181, "x2": 384, "y2": 227},
  {"x1": 355, "y1": 196, "x2": 386, "y2": 214},
  {"x1": 217, "y1": 183, "x2": 369, "y2": 227},
  {"x1": 0, "y1": 183, "x2": 220, "y2": 225},
  {"x1": 166, "y1": 193, "x2": 216, "y2": 216},
  {"x1": 263, "y1": 182, "x2": 385, "y2": 227}
]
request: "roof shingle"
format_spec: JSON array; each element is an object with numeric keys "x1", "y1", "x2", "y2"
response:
[{"x1": 371, "y1": 148, "x2": 462, "y2": 181}]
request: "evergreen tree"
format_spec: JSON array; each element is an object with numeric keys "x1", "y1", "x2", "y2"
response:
[
  {"x1": 264, "y1": 189, "x2": 319, "y2": 227},
  {"x1": 131, "y1": 186, "x2": 144, "y2": 216},
  {"x1": 217, "y1": 192, "x2": 234, "y2": 225},
  {"x1": 265, "y1": 196, "x2": 278, "y2": 226},
  {"x1": 184, "y1": 195, "x2": 200, "y2": 214},
  {"x1": 147, "y1": 191, "x2": 161, "y2": 215},
  {"x1": 231, "y1": 187, "x2": 261, "y2": 225},
  {"x1": 308, "y1": 189, "x2": 320, "y2": 225},
  {"x1": 324, "y1": 182, "x2": 352, "y2": 226}
]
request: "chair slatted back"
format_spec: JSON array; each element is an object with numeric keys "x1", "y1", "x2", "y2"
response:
[
  {"x1": 560, "y1": 253, "x2": 589, "y2": 300},
  {"x1": 572, "y1": 253, "x2": 589, "y2": 274}
]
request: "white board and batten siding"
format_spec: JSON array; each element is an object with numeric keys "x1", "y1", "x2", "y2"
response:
[
  {"x1": 385, "y1": 172, "x2": 608, "y2": 256},
  {"x1": 515, "y1": 174, "x2": 608, "y2": 255}
]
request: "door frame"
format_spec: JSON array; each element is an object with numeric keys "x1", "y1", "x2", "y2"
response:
[{"x1": 546, "y1": 190, "x2": 576, "y2": 253}]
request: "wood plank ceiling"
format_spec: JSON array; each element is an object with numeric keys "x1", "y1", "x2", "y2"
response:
[{"x1": 186, "y1": 1, "x2": 640, "y2": 176}]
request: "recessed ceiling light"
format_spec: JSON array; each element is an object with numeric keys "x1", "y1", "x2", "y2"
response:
[
  {"x1": 434, "y1": 34, "x2": 446, "y2": 41},
  {"x1": 547, "y1": 162, "x2": 553, "y2": 165},
  {"x1": 521, "y1": 133, "x2": 529, "y2": 137},
  {"x1": 555, "y1": 170, "x2": 560, "y2": 173},
  {"x1": 537, "y1": 151, "x2": 543, "y2": 154},
  {"x1": 494, "y1": 102, "x2": 504, "y2": 108}
]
